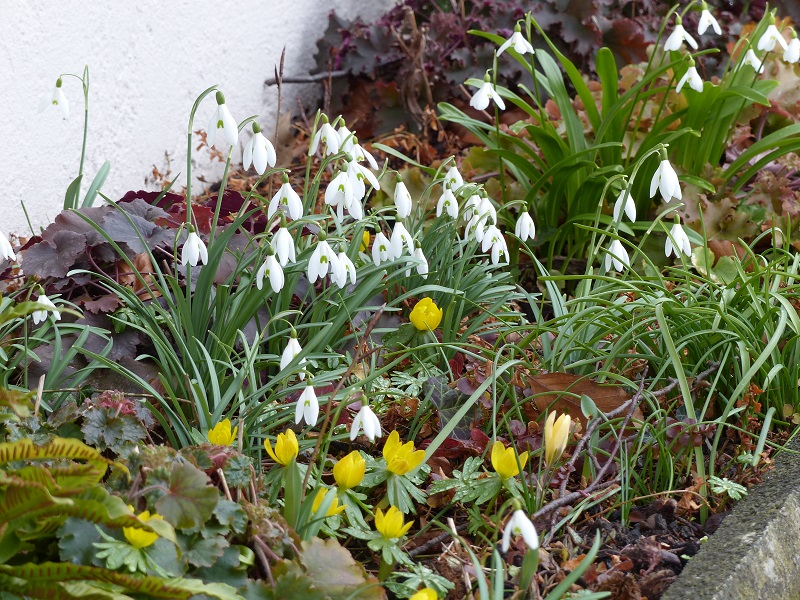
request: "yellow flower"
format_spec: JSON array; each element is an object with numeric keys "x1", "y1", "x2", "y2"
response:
[
  {"x1": 383, "y1": 430, "x2": 425, "y2": 476},
  {"x1": 333, "y1": 451, "x2": 366, "y2": 490},
  {"x1": 544, "y1": 412, "x2": 572, "y2": 467},
  {"x1": 312, "y1": 488, "x2": 346, "y2": 517},
  {"x1": 409, "y1": 297, "x2": 443, "y2": 331},
  {"x1": 123, "y1": 510, "x2": 163, "y2": 549},
  {"x1": 207, "y1": 418, "x2": 238, "y2": 446},
  {"x1": 375, "y1": 506, "x2": 413, "y2": 539},
  {"x1": 490, "y1": 441, "x2": 528, "y2": 480},
  {"x1": 410, "y1": 589, "x2": 438, "y2": 600},
  {"x1": 264, "y1": 429, "x2": 299, "y2": 466},
  {"x1": 360, "y1": 230, "x2": 371, "y2": 252}
]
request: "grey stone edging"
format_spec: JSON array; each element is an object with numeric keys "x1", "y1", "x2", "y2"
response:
[{"x1": 662, "y1": 437, "x2": 800, "y2": 600}]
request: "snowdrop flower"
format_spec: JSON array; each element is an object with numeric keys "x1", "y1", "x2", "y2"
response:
[
  {"x1": 39, "y1": 77, "x2": 69, "y2": 119},
  {"x1": 269, "y1": 174, "x2": 304, "y2": 220},
  {"x1": 391, "y1": 222, "x2": 414, "y2": 258},
  {"x1": 444, "y1": 164, "x2": 464, "y2": 191},
  {"x1": 665, "y1": 222, "x2": 692, "y2": 258},
  {"x1": 350, "y1": 137, "x2": 379, "y2": 170},
  {"x1": 758, "y1": 19, "x2": 788, "y2": 52},
  {"x1": 337, "y1": 123, "x2": 355, "y2": 153},
  {"x1": 393, "y1": 176, "x2": 413, "y2": 219},
  {"x1": 325, "y1": 167, "x2": 354, "y2": 218},
  {"x1": 613, "y1": 189, "x2": 636, "y2": 223},
  {"x1": 273, "y1": 224, "x2": 296, "y2": 266},
  {"x1": 348, "y1": 162, "x2": 381, "y2": 206},
  {"x1": 470, "y1": 73, "x2": 506, "y2": 111},
  {"x1": 280, "y1": 331, "x2": 306, "y2": 374},
  {"x1": 0, "y1": 231, "x2": 15, "y2": 262},
  {"x1": 409, "y1": 243, "x2": 428, "y2": 279},
  {"x1": 605, "y1": 239, "x2": 629, "y2": 272},
  {"x1": 463, "y1": 194, "x2": 481, "y2": 222},
  {"x1": 676, "y1": 61, "x2": 704, "y2": 94},
  {"x1": 501, "y1": 510, "x2": 539, "y2": 553},
  {"x1": 741, "y1": 49, "x2": 765, "y2": 74},
  {"x1": 481, "y1": 225, "x2": 509, "y2": 266},
  {"x1": 333, "y1": 251, "x2": 357, "y2": 289},
  {"x1": 497, "y1": 24, "x2": 535, "y2": 56},
  {"x1": 350, "y1": 403, "x2": 382, "y2": 442},
  {"x1": 515, "y1": 212, "x2": 536, "y2": 242},
  {"x1": 308, "y1": 235, "x2": 339, "y2": 283},
  {"x1": 785, "y1": 31, "x2": 800, "y2": 63},
  {"x1": 436, "y1": 185, "x2": 459, "y2": 219},
  {"x1": 295, "y1": 384, "x2": 319, "y2": 426},
  {"x1": 649, "y1": 156, "x2": 682, "y2": 202},
  {"x1": 32, "y1": 294, "x2": 60, "y2": 325},
  {"x1": 664, "y1": 16, "x2": 698, "y2": 51},
  {"x1": 243, "y1": 122, "x2": 277, "y2": 175},
  {"x1": 181, "y1": 229, "x2": 208, "y2": 267},
  {"x1": 310, "y1": 115, "x2": 341, "y2": 156},
  {"x1": 256, "y1": 250, "x2": 284, "y2": 293},
  {"x1": 697, "y1": 3, "x2": 721, "y2": 36},
  {"x1": 207, "y1": 91, "x2": 238, "y2": 148},
  {"x1": 372, "y1": 232, "x2": 392, "y2": 266}
]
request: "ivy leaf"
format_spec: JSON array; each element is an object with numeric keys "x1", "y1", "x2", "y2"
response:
[
  {"x1": 300, "y1": 537, "x2": 386, "y2": 600},
  {"x1": 155, "y1": 462, "x2": 220, "y2": 529}
]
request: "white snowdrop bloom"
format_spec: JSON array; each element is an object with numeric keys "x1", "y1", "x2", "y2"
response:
[
  {"x1": 784, "y1": 34, "x2": 800, "y2": 63},
  {"x1": 497, "y1": 25, "x2": 535, "y2": 56},
  {"x1": 613, "y1": 189, "x2": 636, "y2": 223},
  {"x1": 344, "y1": 191, "x2": 364, "y2": 221},
  {"x1": 310, "y1": 118, "x2": 341, "y2": 156},
  {"x1": 207, "y1": 91, "x2": 238, "y2": 148},
  {"x1": 350, "y1": 161, "x2": 381, "y2": 192},
  {"x1": 273, "y1": 227, "x2": 296, "y2": 266},
  {"x1": 665, "y1": 222, "x2": 692, "y2": 258},
  {"x1": 325, "y1": 169, "x2": 354, "y2": 216},
  {"x1": 741, "y1": 49, "x2": 765, "y2": 73},
  {"x1": 269, "y1": 176, "x2": 304, "y2": 220},
  {"x1": 605, "y1": 239, "x2": 630, "y2": 272},
  {"x1": 181, "y1": 231, "x2": 208, "y2": 267},
  {"x1": 243, "y1": 123, "x2": 277, "y2": 175},
  {"x1": 436, "y1": 185, "x2": 459, "y2": 219},
  {"x1": 308, "y1": 239, "x2": 339, "y2": 283},
  {"x1": 372, "y1": 232, "x2": 392, "y2": 267},
  {"x1": 350, "y1": 138, "x2": 379, "y2": 170},
  {"x1": 0, "y1": 231, "x2": 16, "y2": 261},
  {"x1": 32, "y1": 294, "x2": 60, "y2": 325},
  {"x1": 758, "y1": 23, "x2": 788, "y2": 52},
  {"x1": 465, "y1": 214, "x2": 488, "y2": 243},
  {"x1": 391, "y1": 222, "x2": 414, "y2": 258},
  {"x1": 697, "y1": 4, "x2": 721, "y2": 36},
  {"x1": 481, "y1": 224, "x2": 509, "y2": 266},
  {"x1": 501, "y1": 510, "x2": 539, "y2": 553},
  {"x1": 676, "y1": 65, "x2": 703, "y2": 94},
  {"x1": 337, "y1": 123, "x2": 355, "y2": 153},
  {"x1": 256, "y1": 253, "x2": 284, "y2": 293},
  {"x1": 515, "y1": 212, "x2": 536, "y2": 241},
  {"x1": 664, "y1": 17, "x2": 698, "y2": 51},
  {"x1": 412, "y1": 245, "x2": 428, "y2": 279},
  {"x1": 39, "y1": 77, "x2": 69, "y2": 119},
  {"x1": 350, "y1": 404, "x2": 382, "y2": 442},
  {"x1": 649, "y1": 158, "x2": 682, "y2": 202},
  {"x1": 295, "y1": 384, "x2": 319, "y2": 426},
  {"x1": 393, "y1": 177, "x2": 413, "y2": 219},
  {"x1": 333, "y1": 251, "x2": 357, "y2": 289},
  {"x1": 444, "y1": 164, "x2": 464, "y2": 191},
  {"x1": 463, "y1": 194, "x2": 481, "y2": 222},
  {"x1": 280, "y1": 335, "x2": 305, "y2": 373},
  {"x1": 470, "y1": 76, "x2": 506, "y2": 111}
]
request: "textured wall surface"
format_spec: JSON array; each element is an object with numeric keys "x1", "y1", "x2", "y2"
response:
[{"x1": 0, "y1": 0, "x2": 394, "y2": 236}]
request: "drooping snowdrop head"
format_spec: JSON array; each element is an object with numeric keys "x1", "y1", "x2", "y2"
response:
[
  {"x1": 649, "y1": 154, "x2": 682, "y2": 202},
  {"x1": 676, "y1": 61, "x2": 704, "y2": 94},
  {"x1": 337, "y1": 123, "x2": 355, "y2": 153},
  {"x1": 501, "y1": 509, "x2": 539, "y2": 553},
  {"x1": 350, "y1": 403, "x2": 382, "y2": 442},
  {"x1": 32, "y1": 293, "x2": 60, "y2": 325},
  {"x1": 207, "y1": 90, "x2": 238, "y2": 148},
  {"x1": 784, "y1": 31, "x2": 800, "y2": 63},
  {"x1": 256, "y1": 249, "x2": 285, "y2": 293},
  {"x1": 741, "y1": 48, "x2": 765, "y2": 73},
  {"x1": 334, "y1": 251, "x2": 357, "y2": 289},
  {"x1": 444, "y1": 164, "x2": 464, "y2": 191},
  {"x1": 497, "y1": 24, "x2": 535, "y2": 56},
  {"x1": 39, "y1": 77, "x2": 69, "y2": 119},
  {"x1": 393, "y1": 175, "x2": 413, "y2": 219},
  {"x1": 697, "y1": 2, "x2": 722, "y2": 36},
  {"x1": 181, "y1": 228, "x2": 209, "y2": 267},
  {"x1": 295, "y1": 383, "x2": 320, "y2": 426},
  {"x1": 412, "y1": 243, "x2": 428, "y2": 279},
  {"x1": 665, "y1": 221, "x2": 693, "y2": 258},
  {"x1": 372, "y1": 232, "x2": 392, "y2": 267},
  {"x1": 308, "y1": 234, "x2": 339, "y2": 283},
  {"x1": 664, "y1": 15, "x2": 698, "y2": 51},
  {"x1": 515, "y1": 212, "x2": 536, "y2": 242},
  {"x1": 280, "y1": 330, "x2": 306, "y2": 374},
  {"x1": 269, "y1": 174, "x2": 304, "y2": 220},
  {"x1": 391, "y1": 221, "x2": 414, "y2": 259},
  {"x1": 310, "y1": 115, "x2": 341, "y2": 156},
  {"x1": 0, "y1": 231, "x2": 16, "y2": 262},
  {"x1": 350, "y1": 137, "x2": 379, "y2": 170},
  {"x1": 273, "y1": 224, "x2": 296, "y2": 266},
  {"x1": 469, "y1": 72, "x2": 506, "y2": 112},
  {"x1": 436, "y1": 185, "x2": 459, "y2": 219},
  {"x1": 757, "y1": 17, "x2": 788, "y2": 52},
  {"x1": 605, "y1": 239, "x2": 630, "y2": 272},
  {"x1": 243, "y1": 122, "x2": 277, "y2": 175},
  {"x1": 613, "y1": 188, "x2": 637, "y2": 223},
  {"x1": 481, "y1": 225, "x2": 509, "y2": 266}
]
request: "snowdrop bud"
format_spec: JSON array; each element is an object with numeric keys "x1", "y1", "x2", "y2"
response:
[
  {"x1": 208, "y1": 90, "x2": 238, "y2": 148},
  {"x1": 501, "y1": 510, "x2": 539, "y2": 553}
]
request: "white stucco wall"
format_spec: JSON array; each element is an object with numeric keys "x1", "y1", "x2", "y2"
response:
[{"x1": 0, "y1": 0, "x2": 395, "y2": 237}]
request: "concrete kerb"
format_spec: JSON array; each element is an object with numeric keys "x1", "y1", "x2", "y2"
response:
[{"x1": 662, "y1": 437, "x2": 800, "y2": 600}]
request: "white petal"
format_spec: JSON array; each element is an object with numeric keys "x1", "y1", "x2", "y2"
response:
[
  {"x1": 253, "y1": 133, "x2": 269, "y2": 175},
  {"x1": 243, "y1": 138, "x2": 254, "y2": 170},
  {"x1": 221, "y1": 105, "x2": 239, "y2": 147},
  {"x1": 470, "y1": 85, "x2": 491, "y2": 111},
  {"x1": 496, "y1": 37, "x2": 513, "y2": 56}
]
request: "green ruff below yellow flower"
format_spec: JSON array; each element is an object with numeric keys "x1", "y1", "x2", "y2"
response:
[
  {"x1": 123, "y1": 510, "x2": 163, "y2": 549},
  {"x1": 375, "y1": 506, "x2": 413, "y2": 539},
  {"x1": 491, "y1": 440, "x2": 529, "y2": 480},
  {"x1": 207, "y1": 418, "x2": 238, "y2": 446},
  {"x1": 383, "y1": 430, "x2": 425, "y2": 475},
  {"x1": 264, "y1": 429, "x2": 299, "y2": 466},
  {"x1": 409, "y1": 297, "x2": 443, "y2": 331}
]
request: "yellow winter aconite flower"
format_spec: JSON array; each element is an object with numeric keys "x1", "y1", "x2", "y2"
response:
[
  {"x1": 383, "y1": 430, "x2": 425, "y2": 476},
  {"x1": 361, "y1": 230, "x2": 371, "y2": 252},
  {"x1": 207, "y1": 418, "x2": 238, "y2": 446},
  {"x1": 123, "y1": 510, "x2": 163, "y2": 549},
  {"x1": 264, "y1": 429, "x2": 299, "y2": 466},
  {"x1": 544, "y1": 412, "x2": 572, "y2": 467},
  {"x1": 312, "y1": 488, "x2": 346, "y2": 517},
  {"x1": 410, "y1": 588, "x2": 438, "y2": 600},
  {"x1": 491, "y1": 441, "x2": 529, "y2": 480},
  {"x1": 409, "y1": 297, "x2": 443, "y2": 331},
  {"x1": 375, "y1": 506, "x2": 413, "y2": 539},
  {"x1": 333, "y1": 451, "x2": 366, "y2": 490}
]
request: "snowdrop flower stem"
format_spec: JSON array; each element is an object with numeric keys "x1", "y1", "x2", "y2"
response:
[{"x1": 185, "y1": 85, "x2": 221, "y2": 217}]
